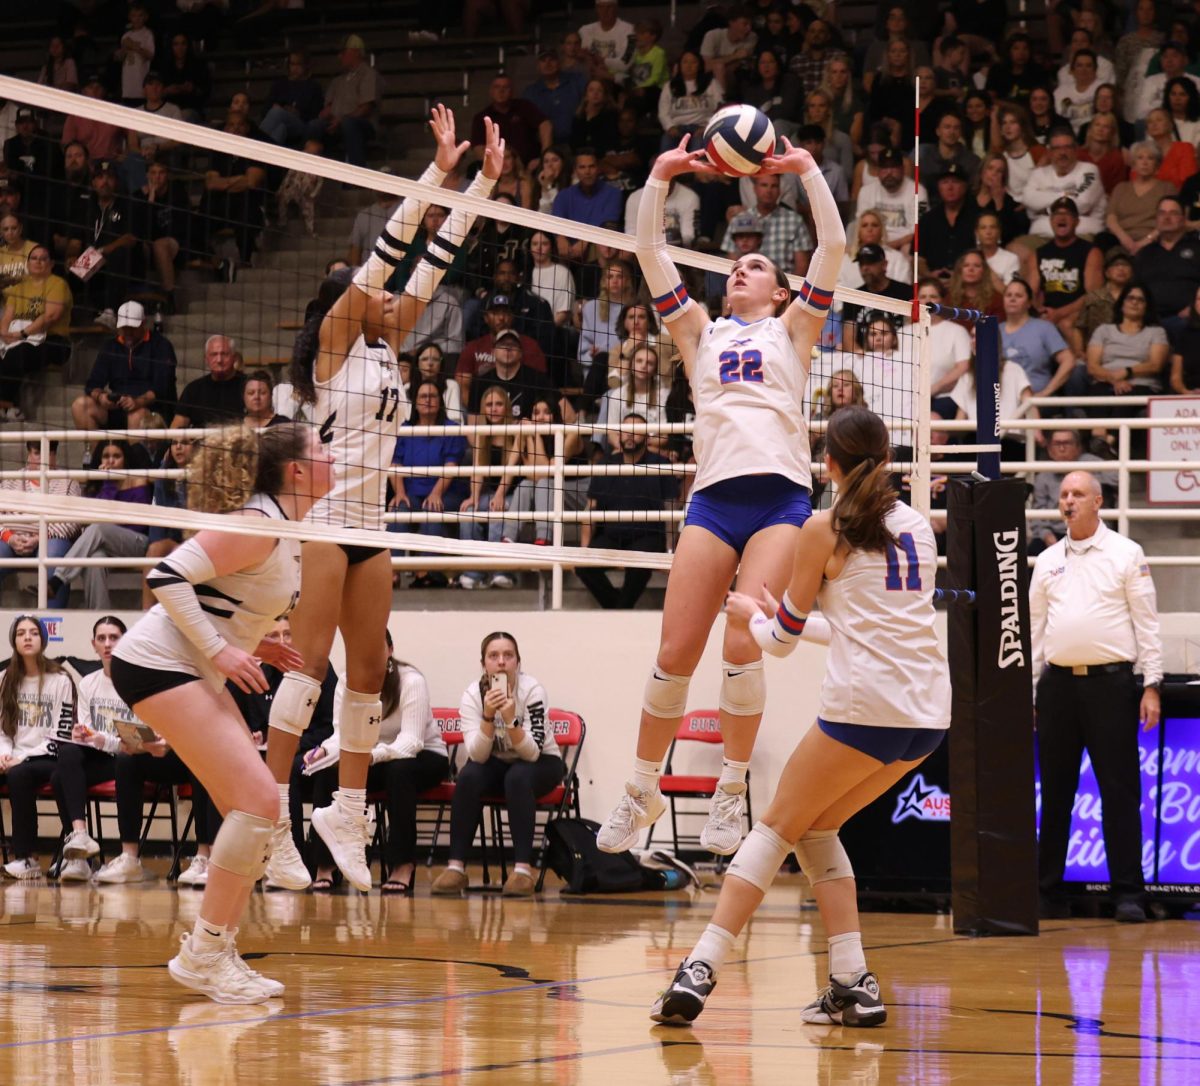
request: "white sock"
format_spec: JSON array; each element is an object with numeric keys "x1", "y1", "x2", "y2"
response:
[
  {"x1": 514, "y1": 863, "x2": 534, "y2": 876},
  {"x1": 277, "y1": 782, "x2": 289, "y2": 816},
  {"x1": 828, "y1": 931, "x2": 867, "y2": 985},
  {"x1": 191, "y1": 917, "x2": 227, "y2": 954},
  {"x1": 447, "y1": 860, "x2": 466, "y2": 873},
  {"x1": 688, "y1": 923, "x2": 736, "y2": 974},
  {"x1": 631, "y1": 756, "x2": 662, "y2": 794},
  {"x1": 336, "y1": 786, "x2": 367, "y2": 819},
  {"x1": 718, "y1": 758, "x2": 750, "y2": 791}
]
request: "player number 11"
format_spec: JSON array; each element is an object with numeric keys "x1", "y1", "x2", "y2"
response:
[{"x1": 884, "y1": 532, "x2": 922, "y2": 591}]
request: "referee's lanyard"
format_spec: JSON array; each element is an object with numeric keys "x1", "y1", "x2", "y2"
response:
[{"x1": 93, "y1": 203, "x2": 115, "y2": 247}]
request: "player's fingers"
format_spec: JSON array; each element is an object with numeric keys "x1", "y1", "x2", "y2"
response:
[
  {"x1": 676, "y1": 134, "x2": 690, "y2": 151},
  {"x1": 456, "y1": 139, "x2": 470, "y2": 157}
]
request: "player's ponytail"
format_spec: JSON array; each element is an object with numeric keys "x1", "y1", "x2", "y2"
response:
[
  {"x1": 290, "y1": 268, "x2": 354, "y2": 406},
  {"x1": 825, "y1": 406, "x2": 896, "y2": 553}
]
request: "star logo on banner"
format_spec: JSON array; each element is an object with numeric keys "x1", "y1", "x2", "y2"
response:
[{"x1": 892, "y1": 773, "x2": 951, "y2": 824}]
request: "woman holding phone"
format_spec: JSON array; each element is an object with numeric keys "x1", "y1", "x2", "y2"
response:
[{"x1": 431, "y1": 632, "x2": 561, "y2": 898}]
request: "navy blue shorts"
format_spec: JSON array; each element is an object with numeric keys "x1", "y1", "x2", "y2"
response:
[
  {"x1": 818, "y1": 718, "x2": 946, "y2": 765},
  {"x1": 684, "y1": 474, "x2": 812, "y2": 555}
]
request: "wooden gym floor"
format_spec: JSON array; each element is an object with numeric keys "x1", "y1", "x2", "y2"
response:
[{"x1": 1, "y1": 871, "x2": 1198, "y2": 1086}]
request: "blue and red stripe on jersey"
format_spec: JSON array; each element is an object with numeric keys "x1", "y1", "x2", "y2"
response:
[
  {"x1": 776, "y1": 599, "x2": 807, "y2": 635},
  {"x1": 796, "y1": 280, "x2": 834, "y2": 312},
  {"x1": 653, "y1": 283, "x2": 691, "y2": 319}
]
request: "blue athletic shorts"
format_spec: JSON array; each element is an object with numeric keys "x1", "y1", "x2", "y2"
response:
[
  {"x1": 684, "y1": 474, "x2": 812, "y2": 555},
  {"x1": 818, "y1": 718, "x2": 946, "y2": 764}
]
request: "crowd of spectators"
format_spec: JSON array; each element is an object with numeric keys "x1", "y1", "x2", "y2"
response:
[{"x1": 5, "y1": 0, "x2": 1200, "y2": 609}]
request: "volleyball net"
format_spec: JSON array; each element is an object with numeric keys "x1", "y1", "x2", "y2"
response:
[{"x1": 0, "y1": 75, "x2": 925, "y2": 606}]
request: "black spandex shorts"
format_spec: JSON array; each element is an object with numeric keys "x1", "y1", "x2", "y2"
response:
[
  {"x1": 339, "y1": 543, "x2": 387, "y2": 565},
  {"x1": 111, "y1": 656, "x2": 201, "y2": 707}
]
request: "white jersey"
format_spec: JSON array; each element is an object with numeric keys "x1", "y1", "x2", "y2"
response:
[
  {"x1": 307, "y1": 335, "x2": 408, "y2": 532},
  {"x1": 817, "y1": 503, "x2": 951, "y2": 729},
  {"x1": 115, "y1": 493, "x2": 302, "y2": 691},
  {"x1": 691, "y1": 315, "x2": 812, "y2": 492}
]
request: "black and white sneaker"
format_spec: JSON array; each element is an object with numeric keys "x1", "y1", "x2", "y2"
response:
[
  {"x1": 801, "y1": 972, "x2": 887, "y2": 1027},
  {"x1": 649, "y1": 959, "x2": 716, "y2": 1026}
]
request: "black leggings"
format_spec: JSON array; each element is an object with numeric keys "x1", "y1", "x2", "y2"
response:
[
  {"x1": 112, "y1": 749, "x2": 214, "y2": 846},
  {"x1": 448, "y1": 754, "x2": 564, "y2": 865},
  {"x1": 51, "y1": 743, "x2": 116, "y2": 825},
  {"x1": 311, "y1": 750, "x2": 449, "y2": 869},
  {"x1": 2, "y1": 755, "x2": 59, "y2": 857}
]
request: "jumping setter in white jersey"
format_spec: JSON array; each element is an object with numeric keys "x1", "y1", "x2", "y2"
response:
[
  {"x1": 112, "y1": 423, "x2": 334, "y2": 1004},
  {"x1": 597, "y1": 136, "x2": 846, "y2": 857},
  {"x1": 651, "y1": 406, "x2": 951, "y2": 1030},
  {"x1": 262, "y1": 110, "x2": 504, "y2": 892}
]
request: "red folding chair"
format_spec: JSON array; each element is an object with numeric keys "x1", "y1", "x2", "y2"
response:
[
  {"x1": 411, "y1": 707, "x2": 462, "y2": 870},
  {"x1": 645, "y1": 710, "x2": 753, "y2": 857}
]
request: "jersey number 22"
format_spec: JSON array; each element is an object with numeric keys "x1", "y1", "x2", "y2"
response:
[{"x1": 719, "y1": 349, "x2": 763, "y2": 384}]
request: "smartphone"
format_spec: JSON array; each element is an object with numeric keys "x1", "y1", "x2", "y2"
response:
[{"x1": 490, "y1": 672, "x2": 508, "y2": 698}]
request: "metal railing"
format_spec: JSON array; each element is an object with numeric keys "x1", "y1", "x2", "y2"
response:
[{"x1": 1, "y1": 407, "x2": 1199, "y2": 607}]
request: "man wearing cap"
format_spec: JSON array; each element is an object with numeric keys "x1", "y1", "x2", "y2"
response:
[
  {"x1": 720, "y1": 172, "x2": 813, "y2": 274},
  {"x1": 81, "y1": 160, "x2": 141, "y2": 327},
  {"x1": 472, "y1": 75, "x2": 551, "y2": 169},
  {"x1": 841, "y1": 243, "x2": 911, "y2": 351},
  {"x1": 917, "y1": 111, "x2": 981, "y2": 187},
  {"x1": 524, "y1": 50, "x2": 585, "y2": 145},
  {"x1": 3, "y1": 108, "x2": 60, "y2": 231},
  {"x1": 466, "y1": 328, "x2": 569, "y2": 425},
  {"x1": 579, "y1": 0, "x2": 635, "y2": 82},
  {"x1": 855, "y1": 148, "x2": 925, "y2": 253},
  {"x1": 121, "y1": 71, "x2": 185, "y2": 194},
  {"x1": 479, "y1": 258, "x2": 556, "y2": 355},
  {"x1": 1134, "y1": 194, "x2": 1200, "y2": 333},
  {"x1": 308, "y1": 35, "x2": 379, "y2": 168},
  {"x1": 73, "y1": 301, "x2": 178, "y2": 433},
  {"x1": 1026, "y1": 195, "x2": 1102, "y2": 341},
  {"x1": 456, "y1": 295, "x2": 548, "y2": 405},
  {"x1": 170, "y1": 334, "x2": 246, "y2": 430},
  {"x1": 61, "y1": 74, "x2": 125, "y2": 164},
  {"x1": 1070, "y1": 250, "x2": 1133, "y2": 355},
  {"x1": 1022, "y1": 125, "x2": 1106, "y2": 239},
  {"x1": 919, "y1": 163, "x2": 978, "y2": 276},
  {"x1": 708, "y1": 211, "x2": 763, "y2": 310}
]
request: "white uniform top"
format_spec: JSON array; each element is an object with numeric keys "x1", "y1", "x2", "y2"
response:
[
  {"x1": 691, "y1": 315, "x2": 812, "y2": 492},
  {"x1": 115, "y1": 493, "x2": 302, "y2": 690},
  {"x1": 307, "y1": 335, "x2": 408, "y2": 532},
  {"x1": 817, "y1": 503, "x2": 951, "y2": 729},
  {"x1": 1029, "y1": 521, "x2": 1163, "y2": 685}
]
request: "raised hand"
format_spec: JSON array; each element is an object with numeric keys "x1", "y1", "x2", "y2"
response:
[
  {"x1": 651, "y1": 134, "x2": 713, "y2": 181},
  {"x1": 480, "y1": 116, "x2": 506, "y2": 181},
  {"x1": 758, "y1": 137, "x2": 817, "y2": 177},
  {"x1": 431, "y1": 104, "x2": 471, "y2": 173}
]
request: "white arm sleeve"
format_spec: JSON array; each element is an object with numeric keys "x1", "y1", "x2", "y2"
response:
[
  {"x1": 793, "y1": 166, "x2": 846, "y2": 318},
  {"x1": 352, "y1": 161, "x2": 447, "y2": 296},
  {"x1": 144, "y1": 540, "x2": 228, "y2": 658},
  {"x1": 635, "y1": 178, "x2": 693, "y2": 323},
  {"x1": 404, "y1": 171, "x2": 497, "y2": 303}
]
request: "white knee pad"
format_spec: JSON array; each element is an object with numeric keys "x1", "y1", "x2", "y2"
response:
[
  {"x1": 726, "y1": 822, "x2": 791, "y2": 892},
  {"x1": 719, "y1": 659, "x2": 765, "y2": 716},
  {"x1": 339, "y1": 687, "x2": 383, "y2": 754},
  {"x1": 792, "y1": 829, "x2": 854, "y2": 885},
  {"x1": 642, "y1": 666, "x2": 691, "y2": 719},
  {"x1": 209, "y1": 809, "x2": 274, "y2": 880},
  {"x1": 268, "y1": 672, "x2": 322, "y2": 738}
]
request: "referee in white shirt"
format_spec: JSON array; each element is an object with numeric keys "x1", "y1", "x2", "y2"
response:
[{"x1": 1030, "y1": 471, "x2": 1162, "y2": 923}]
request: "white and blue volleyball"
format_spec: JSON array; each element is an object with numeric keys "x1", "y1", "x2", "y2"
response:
[{"x1": 702, "y1": 104, "x2": 776, "y2": 177}]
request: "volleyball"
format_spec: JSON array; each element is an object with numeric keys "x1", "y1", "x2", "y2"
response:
[{"x1": 702, "y1": 104, "x2": 777, "y2": 177}]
